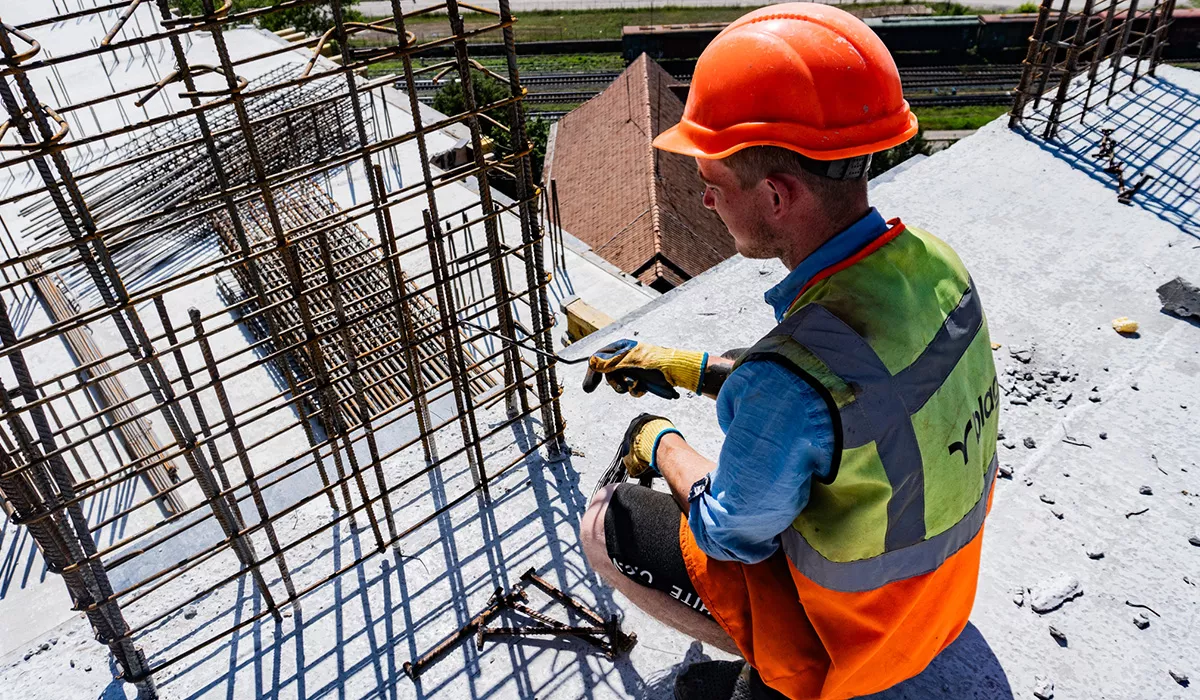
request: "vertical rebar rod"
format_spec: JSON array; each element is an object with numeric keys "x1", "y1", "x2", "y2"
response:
[
  {"x1": 1107, "y1": 0, "x2": 1141, "y2": 103},
  {"x1": 196, "y1": 0, "x2": 361, "y2": 518},
  {"x1": 496, "y1": 0, "x2": 567, "y2": 456},
  {"x1": 552, "y1": 179, "x2": 567, "y2": 272},
  {"x1": 1147, "y1": 0, "x2": 1176, "y2": 75},
  {"x1": 422, "y1": 210, "x2": 487, "y2": 493},
  {"x1": 1130, "y1": 0, "x2": 1162, "y2": 84},
  {"x1": 1080, "y1": 0, "x2": 1120, "y2": 119},
  {"x1": 443, "y1": 0, "x2": 527, "y2": 418},
  {"x1": 387, "y1": 0, "x2": 488, "y2": 481},
  {"x1": 373, "y1": 164, "x2": 437, "y2": 465},
  {"x1": 153, "y1": 301, "x2": 282, "y2": 621},
  {"x1": 1032, "y1": 0, "x2": 1074, "y2": 112},
  {"x1": 152, "y1": 298, "x2": 235, "y2": 497},
  {"x1": 189, "y1": 308, "x2": 299, "y2": 608},
  {"x1": 311, "y1": 210, "x2": 393, "y2": 553},
  {"x1": 1043, "y1": 0, "x2": 1097, "y2": 139},
  {"x1": 0, "y1": 300, "x2": 156, "y2": 698}
]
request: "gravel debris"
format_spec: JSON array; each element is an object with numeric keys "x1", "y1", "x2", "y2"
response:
[
  {"x1": 1099, "y1": 432, "x2": 1108, "y2": 440},
  {"x1": 1086, "y1": 549, "x2": 1105, "y2": 560},
  {"x1": 1013, "y1": 590, "x2": 1025, "y2": 607},
  {"x1": 1048, "y1": 625, "x2": 1067, "y2": 646},
  {"x1": 1024, "y1": 437, "x2": 1037, "y2": 449},
  {"x1": 184, "y1": 607, "x2": 198, "y2": 620},
  {"x1": 1133, "y1": 613, "x2": 1150, "y2": 629},
  {"x1": 1029, "y1": 574, "x2": 1083, "y2": 613},
  {"x1": 1139, "y1": 485, "x2": 1153, "y2": 495},
  {"x1": 1188, "y1": 531, "x2": 1200, "y2": 547},
  {"x1": 1170, "y1": 670, "x2": 1190, "y2": 687},
  {"x1": 1003, "y1": 440, "x2": 1016, "y2": 449},
  {"x1": 1039, "y1": 494, "x2": 1056, "y2": 504},
  {"x1": 1033, "y1": 676, "x2": 1055, "y2": 699}
]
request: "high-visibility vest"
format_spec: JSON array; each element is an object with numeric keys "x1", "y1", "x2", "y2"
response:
[
  {"x1": 679, "y1": 221, "x2": 999, "y2": 699},
  {"x1": 733, "y1": 221, "x2": 999, "y2": 592}
]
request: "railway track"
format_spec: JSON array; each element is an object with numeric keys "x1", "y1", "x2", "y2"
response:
[
  {"x1": 411, "y1": 65, "x2": 1021, "y2": 114},
  {"x1": 408, "y1": 65, "x2": 1025, "y2": 94},
  {"x1": 529, "y1": 90, "x2": 1015, "y2": 121}
]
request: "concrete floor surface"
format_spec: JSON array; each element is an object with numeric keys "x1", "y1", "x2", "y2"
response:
[{"x1": 0, "y1": 28, "x2": 1196, "y2": 700}]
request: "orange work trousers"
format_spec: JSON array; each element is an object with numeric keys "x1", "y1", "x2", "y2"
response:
[{"x1": 679, "y1": 492, "x2": 993, "y2": 699}]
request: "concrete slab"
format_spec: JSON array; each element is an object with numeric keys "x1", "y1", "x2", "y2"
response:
[{"x1": 1, "y1": 4, "x2": 1197, "y2": 697}]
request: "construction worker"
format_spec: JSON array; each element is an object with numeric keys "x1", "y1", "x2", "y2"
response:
[{"x1": 578, "y1": 5, "x2": 1000, "y2": 699}]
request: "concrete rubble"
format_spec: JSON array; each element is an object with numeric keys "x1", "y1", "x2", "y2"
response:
[{"x1": 1028, "y1": 575, "x2": 1084, "y2": 614}]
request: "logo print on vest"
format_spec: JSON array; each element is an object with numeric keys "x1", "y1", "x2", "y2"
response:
[{"x1": 948, "y1": 375, "x2": 999, "y2": 465}]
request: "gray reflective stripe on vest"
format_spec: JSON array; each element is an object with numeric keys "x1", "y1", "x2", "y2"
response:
[
  {"x1": 893, "y1": 283, "x2": 983, "y2": 413},
  {"x1": 768, "y1": 281, "x2": 985, "y2": 552},
  {"x1": 771, "y1": 303, "x2": 927, "y2": 551},
  {"x1": 780, "y1": 454, "x2": 998, "y2": 593}
]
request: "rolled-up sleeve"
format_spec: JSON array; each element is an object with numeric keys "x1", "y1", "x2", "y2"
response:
[{"x1": 687, "y1": 359, "x2": 835, "y2": 564}]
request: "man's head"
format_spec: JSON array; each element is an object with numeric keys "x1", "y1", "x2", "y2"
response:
[
  {"x1": 697, "y1": 146, "x2": 870, "y2": 265},
  {"x1": 651, "y1": 3, "x2": 916, "y2": 266}
]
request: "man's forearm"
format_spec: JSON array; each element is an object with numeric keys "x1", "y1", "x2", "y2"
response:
[
  {"x1": 700, "y1": 355, "x2": 734, "y2": 399},
  {"x1": 655, "y1": 433, "x2": 716, "y2": 512}
]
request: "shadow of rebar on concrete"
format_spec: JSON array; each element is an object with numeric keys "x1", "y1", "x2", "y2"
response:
[
  {"x1": 1028, "y1": 71, "x2": 1200, "y2": 240},
  {"x1": 139, "y1": 414, "x2": 649, "y2": 700}
]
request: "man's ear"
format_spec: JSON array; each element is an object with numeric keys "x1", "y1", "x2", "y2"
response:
[{"x1": 763, "y1": 174, "x2": 798, "y2": 218}]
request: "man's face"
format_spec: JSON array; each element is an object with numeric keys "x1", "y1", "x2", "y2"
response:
[{"x1": 696, "y1": 158, "x2": 779, "y2": 260}]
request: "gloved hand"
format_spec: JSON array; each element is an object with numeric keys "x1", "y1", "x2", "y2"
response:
[
  {"x1": 582, "y1": 339, "x2": 708, "y2": 399},
  {"x1": 618, "y1": 414, "x2": 683, "y2": 478}
]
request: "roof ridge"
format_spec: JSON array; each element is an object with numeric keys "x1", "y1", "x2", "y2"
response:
[{"x1": 637, "y1": 55, "x2": 664, "y2": 282}]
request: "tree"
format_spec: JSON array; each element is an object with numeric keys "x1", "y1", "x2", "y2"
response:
[
  {"x1": 431, "y1": 74, "x2": 552, "y2": 193},
  {"x1": 169, "y1": 1, "x2": 362, "y2": 36}
]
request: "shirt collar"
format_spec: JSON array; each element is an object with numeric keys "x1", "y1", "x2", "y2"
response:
[{"x1": 763, "y1": 208, "x2": 889, "y2": 322}]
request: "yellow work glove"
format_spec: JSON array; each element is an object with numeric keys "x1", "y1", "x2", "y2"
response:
[
  {"x1": 619, "y1": 414, "x2": 683, "y2": 478},
  {"x1": 582, "y1": 339, "x2": 708, "y2": 399}
]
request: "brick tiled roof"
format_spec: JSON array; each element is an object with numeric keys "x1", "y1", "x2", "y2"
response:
[{"x1": 543, "y1": 54, "x2": 736, "y2": 290}]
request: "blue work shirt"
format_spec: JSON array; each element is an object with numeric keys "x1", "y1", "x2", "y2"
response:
[{"x1": 688, "y1": 209, "x2": 891, "y2": 564}]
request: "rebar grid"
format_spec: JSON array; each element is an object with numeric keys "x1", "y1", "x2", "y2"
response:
[
  {"x1": 1009, "y1": 0, "x2": 1178, "y2": 139},
  {"x1": 0, "y1": 0, "x2": 565, "y2": 695}
]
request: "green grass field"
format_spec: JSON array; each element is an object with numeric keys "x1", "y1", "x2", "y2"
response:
[
  {"x1": 912, "y1": 105, "x2": 1010, "y2": 130},
  {"x1": 364, "y1": 53, "x2": 628, "y2": 78},
  {"x1": 365, "y1": 3, "x2": 975, "y2": 43}
]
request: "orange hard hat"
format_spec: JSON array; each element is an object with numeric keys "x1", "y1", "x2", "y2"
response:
[{"x1": 653, "y1": 3, "x2": 918, "y2": 161}]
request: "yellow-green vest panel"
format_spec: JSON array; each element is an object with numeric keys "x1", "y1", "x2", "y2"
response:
[{"x1": 737, "y1": 226, "x2": 999, "y2": 592}]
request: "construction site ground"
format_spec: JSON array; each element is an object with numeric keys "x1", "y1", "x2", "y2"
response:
[{"x1": 1, "y1": 19, "x2": 1197, "y2": 700}]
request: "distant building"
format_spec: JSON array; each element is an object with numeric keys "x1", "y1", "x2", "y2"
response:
[{"x1": 543, "y1": 54, "x2": 736, "y2": 293}]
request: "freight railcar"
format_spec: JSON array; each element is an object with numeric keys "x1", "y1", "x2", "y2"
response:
[{"x1": 622, "y1": 10, "x2": 1200, "y2": 68}]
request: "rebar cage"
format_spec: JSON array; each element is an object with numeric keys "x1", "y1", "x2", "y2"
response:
[
  {"x1": 0, "y1": 1, "x2": 566, "y2": 696},
  {"x1": 1009, "y1": 0, "x2": 1178, "y2": 139}
]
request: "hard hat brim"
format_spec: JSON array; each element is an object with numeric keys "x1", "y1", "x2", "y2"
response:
[{"x1": 653, "y1": 108, "x2": 920, "y2": 162}]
